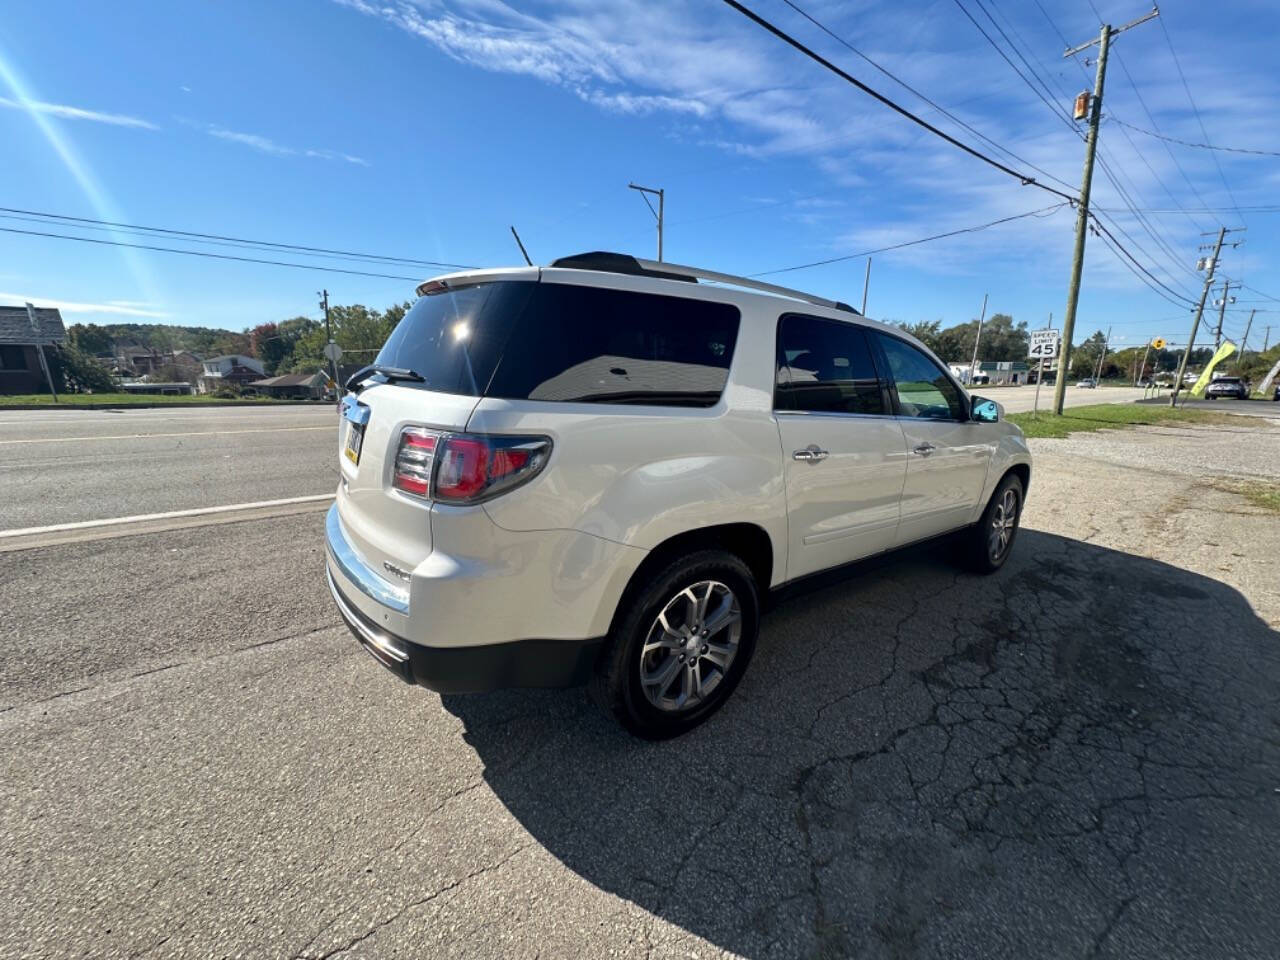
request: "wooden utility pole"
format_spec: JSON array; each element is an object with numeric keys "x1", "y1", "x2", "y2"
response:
[
  {"x1": 1171, "y1": 228, "x2": 1227, "y2": 406},
  {"x1": 968, "y1": 292, "x2": 988, "y2": 385},
  {"x1": 1213, "y1": 280, "x2": 1234, "y2": 350},
  {"x1": 24, "y1": 302, "x2": 58, "y2": 401},
  {"x1": 1239, "y1": 309, "x2": 1255, "y2": 364},
  {"x1": 1053, "y1": 8, "x2": 1160, "y2": 416}
]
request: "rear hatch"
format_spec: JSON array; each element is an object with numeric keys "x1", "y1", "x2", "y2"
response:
[{"x1": 335, "y1": 274, "x2": 538, "y2": 576}]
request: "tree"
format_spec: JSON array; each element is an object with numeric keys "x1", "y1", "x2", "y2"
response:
[
  {"x1": 1069, "y1": 330, "x2": 1108, "y2": 379},
  {"x1": 67, "y1": 323, "x2": 114, "y2": 356},
  {"x1": 47, "y1": 345, "x2": 116, "y2": 393},
  {"x1": 894, "y1": 320, "x2": 943, "y2": 355},
  {"x1": 288, "y1": 304, "x2": 395, "y2": 372}
]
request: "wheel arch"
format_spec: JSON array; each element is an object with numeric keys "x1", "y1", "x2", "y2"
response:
[{"x1": 603, "y1": 523, "x2": 773, "y2": 638}]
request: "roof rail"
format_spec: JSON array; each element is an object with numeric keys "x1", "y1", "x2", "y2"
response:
[{"x1": 548, "y1": 251, "x2": 858, "y2": 314}]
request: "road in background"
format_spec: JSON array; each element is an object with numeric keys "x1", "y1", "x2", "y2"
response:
[
  {"x1": 0, "y1": 405, "x2": 337, "y2": 528},
  {"x1": 992, "y1": 383, "x2": 1150, "y2": 413}
]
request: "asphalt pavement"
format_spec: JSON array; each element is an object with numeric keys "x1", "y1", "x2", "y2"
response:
[{"x1": 2, "y1": 403, "x2": 1278, "y2": 959}]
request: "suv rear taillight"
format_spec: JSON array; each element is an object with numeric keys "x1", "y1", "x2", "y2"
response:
[{"x1": 392, "y1": 429, "x2": 551, "y2": 504}]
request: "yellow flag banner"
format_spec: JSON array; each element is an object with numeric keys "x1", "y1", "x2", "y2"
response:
[{"x1": 1190, "y1": 341, "x2": 1237, "y2": 397}]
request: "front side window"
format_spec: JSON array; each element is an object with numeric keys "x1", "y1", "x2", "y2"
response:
[
  {"x1": 874, "y1": 333, "x2": 966, "y2": 420},
  {"x1": 774, "y1": 314, "x2": 884, "y2": 415},
  {"x1": 487, "y1": 284, "x2": 740, "y2": 407}
]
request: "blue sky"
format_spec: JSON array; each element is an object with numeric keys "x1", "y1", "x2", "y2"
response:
[{"x1": 2, "y1": 0, "x2": 1278, "y2": 352}]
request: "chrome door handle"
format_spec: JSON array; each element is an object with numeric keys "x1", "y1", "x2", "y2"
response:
[
  {"x1": 913, "y1": 443, "x2": 936, "y2": 456},
  {"x1": 793, "y1": 445, "x2": 829, "y2": 463}
]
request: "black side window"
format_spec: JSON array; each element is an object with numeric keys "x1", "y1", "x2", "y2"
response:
[
  {"x1": 486, "y1": 284, "x2": 740, "y2": 407},
  {"x1": 774, "y1": 314, "x2": 884, "y2": 415},
  {"x1": 874, "y1": 333, "x2": 966, "y2": 420}
]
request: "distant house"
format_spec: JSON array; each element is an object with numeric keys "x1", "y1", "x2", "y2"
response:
[
  {"x1": 248, "y1": 372, "x2": 328, "y2": 399},
  {"x1": 0, "y1": 305, "x2": 66, "y2": 395},
  {"x1": 119, "y1": 381, "x2": 194, "y2": 396},
  {"x1": 948, "y1": 360, "x2": 1031, "y2": 386},
  {"x1": 197, "y1": 354, "x2": 265, "y2": 393}
]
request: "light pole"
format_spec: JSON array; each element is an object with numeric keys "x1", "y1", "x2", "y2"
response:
[{"x1": 628, "y1": 182, "x2": 664, "y2": 261}]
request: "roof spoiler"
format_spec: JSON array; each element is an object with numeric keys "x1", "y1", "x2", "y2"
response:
[{"x1": 549, "y1": 251, "x2": 858, "y2": 314}]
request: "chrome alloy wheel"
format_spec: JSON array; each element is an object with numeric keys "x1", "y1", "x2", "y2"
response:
[
  {"x1": 638, "y1": 580, "x2": 742, "y2": 713},
  {"x1": 989, "y1": 487, "x2": 1019, "y2": 562}
]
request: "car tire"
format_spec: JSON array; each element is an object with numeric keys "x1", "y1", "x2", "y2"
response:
[
  {"x1": 590, "y1": 549, "x2": 759, "y2": 740},
  {"x1": 960, "y1": 473, "x2": 1024, "y2": 575}
]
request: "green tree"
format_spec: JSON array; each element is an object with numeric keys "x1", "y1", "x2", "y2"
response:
[
  {"x1": 67, "y1": 323, "x2": 114, "y2": 356},
  {"x1": 47, "y1": 345, "x2": 116, "y2": 393}
]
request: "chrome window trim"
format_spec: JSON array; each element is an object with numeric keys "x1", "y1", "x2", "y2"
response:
[{"x1": 324, "y1": 504, "x2": 410, "y2": 613}]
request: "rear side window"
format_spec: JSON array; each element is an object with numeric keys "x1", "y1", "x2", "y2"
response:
[
  {"x1": 486, "y1": 284, "x2": 740, "y2": 407},
  {"x1": 775, "y1": 314, "x2": 885, "y2": 415},
  {"x1": 374, "y1": 282, "x2": 532, "y2": 396}
]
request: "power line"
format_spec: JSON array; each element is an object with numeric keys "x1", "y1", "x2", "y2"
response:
[
  {"x1": 1156, "y1": 12, "x2": 1245, "y2": 227},
  {"x1": 0, "y1": 205, "x2": 472, "y2": 270},
  {"x1": 952, "y1": 0, "x2": 1080, "y2": 134},
  {"x1": 0, "y1": 225, "x2": 427, "y2": 282},
  {"x1": 1086, "y1": 212, "x2": 1197, "y2": 309},
  {"x1": 1105, "y1": 116, "x2": 1280, "y2": 159},
  {"x1": 778, "y1": 0, "x2": 1078, "y2": 192},
  {"x1": 751, "y1": 203, "x2": 1068, "y2": 277},
  {"x1": 718, "y1": 0, "x2": 1076, "y2": 202}
]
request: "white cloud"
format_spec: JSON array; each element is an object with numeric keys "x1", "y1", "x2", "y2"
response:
[
  {"x1": 201, "y1": 123, "x2": 369, "y2": 165},
  {"x1": 0, "y1": 95, "x2": 157, "y2": 130},
  {"x1": 1, "y1": 292, "x2": 168, "y2": 318}
]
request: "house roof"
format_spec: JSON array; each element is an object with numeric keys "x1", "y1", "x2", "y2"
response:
[
  {"x1": 251, "y1": 372, "x2": 324, "y2": 387},
  {"x1": 0, "y1": 306, "x2": 66, "y2": 347}
]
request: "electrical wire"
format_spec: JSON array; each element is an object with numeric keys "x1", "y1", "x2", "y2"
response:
[
  {"x1": 1156, "y1": 12, "x2": 1246, "y2": 227},
  {"x1": 1086, "y1": 213, "x2": 1199, "y2": 308},
  {"x1": 750, "y1": 203, "x2": 1068, "y2": 277},
  {"x1": 718, "y1": 0, "x2": 1076, "y2": 202},
  {"x1": 0, "y1": 205, "x2": 472, "y2": 270},
  {"x1": 1105, "y1": 117, "x2": 1280, "y2": 159},
  {"x1": 0, "y1": 225, "x2": 427, "y2": 282},
  {"x1": 778, "y1": 0, "x2": 1078, "y2": 193}
]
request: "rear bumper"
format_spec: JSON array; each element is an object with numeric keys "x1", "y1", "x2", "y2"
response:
[{"x1": 326, "y1": 565, "x2": 602, "y2": 693}]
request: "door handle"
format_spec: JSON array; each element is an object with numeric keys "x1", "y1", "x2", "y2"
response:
[
  {"x1": 913, "y1": 443, "x2": 936, "y2": 456},
  {"x1": 793, "y1": 445, "x2": 829, "y2": 463}
]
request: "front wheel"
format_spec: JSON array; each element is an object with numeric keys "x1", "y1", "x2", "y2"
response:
[
  {"x1": 960, "y1": 474, "x2": 1024, "y2": 574},
  {"x1": 590, "y1": 550, "x2": 759, "y2": 739}
]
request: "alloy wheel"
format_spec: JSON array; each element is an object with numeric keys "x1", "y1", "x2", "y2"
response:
[
  {"x1": 638, "y1": 580, "x2": 742, "y2": 712},
  {"x1": 989, "y1": 488, "x2": 1019, "y2": 562}
]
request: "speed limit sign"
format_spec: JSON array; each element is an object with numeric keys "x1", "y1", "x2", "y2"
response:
[{"x1": 1029, "y1": 328, "x2": 1060, "y2": 359}]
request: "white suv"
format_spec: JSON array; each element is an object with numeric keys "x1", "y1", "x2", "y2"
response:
[{"x1": 325, "y1": 252, "x2": 1031, "y2": 738}]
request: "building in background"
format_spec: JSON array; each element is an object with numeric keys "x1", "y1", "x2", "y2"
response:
[
  {"x1": 247, "y1": 372, "x2": 327, "y2": 399},
  {"x1": 0, "y1": 305, "x2": 65, "y2": 394},
  {"x1": 197, "y1": 354, "x2": 265, "y2": 394}
]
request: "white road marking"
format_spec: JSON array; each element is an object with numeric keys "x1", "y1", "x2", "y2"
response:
[
  {"x1": 0, "y1": 493, "x2": 335, "y2": 539},
  {"x1": 0, "y1": 426, "x2": 333, "y2": 445}
]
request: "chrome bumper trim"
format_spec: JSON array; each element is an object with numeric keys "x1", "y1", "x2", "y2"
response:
[
  {"x1": 324, "y1": 503, "x2": 410, "y2": 614},
  {"x1": 327, "y1": 568, "x2": 409, "y2": 663}
]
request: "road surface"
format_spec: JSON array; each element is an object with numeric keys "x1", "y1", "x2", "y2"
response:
[{"x1": 2, "y1": 403, "x2": 1278, "y2": 958}]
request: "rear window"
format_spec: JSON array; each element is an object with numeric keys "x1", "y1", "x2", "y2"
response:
[
  {"x1": 373, "y1": 282, "x2": 532, "y2": 396},
  {"x1": 486, "y1": 283, "x2": 740, "y2": 407}
]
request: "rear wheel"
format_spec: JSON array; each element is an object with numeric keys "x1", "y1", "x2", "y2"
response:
[
  {"x1": 590, "y1": 550, "x2": 759, "y2": 739},
  {"x1": 960, "y1": 474, "x2": 1023, "y2": 574}
]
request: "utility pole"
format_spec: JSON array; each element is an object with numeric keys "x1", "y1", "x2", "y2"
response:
[
  {"x1": 1262, "y1": 325, "x2": 1271, "y2": 353},
  {"x1": 1239, "y1": 309, "x2": 1255, "y2": 364},
  {"x1": 628, "y1": 182, "x2": 664, "y2": 261},
  {"x1": 1093, "y1": 325, "x2": 1112, "y2": 383},
  {"x1": 1171, "y1": 227, "x2": 1227, "y2": 406},
  {"x1": 24, "y1": 302, "x2": 58, "y2": 402},
  {"x1": 319, "y1": 289, "x2": 338, "y2": 406},
  {"x1": 861, "y1": 257, "x2": 872, "y2": 314},
  {"x1": 968, "y1": 292, "x2": 988, "y2": 386},
  {"x1": 1212, "y1": 280, "x2": 1235, "y2": 350},
  {"x1": 1053, "y1": 7, "x2": 1160, "y2": 416}
]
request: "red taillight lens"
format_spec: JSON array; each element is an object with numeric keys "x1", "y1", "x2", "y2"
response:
[
  {"x1": 392, "y1": 427, "x2": 438, "y2": 497},
  {"x1": 434, "y1": 436, "x2": 489, "y2": 500},
  {"x1": 392, "y1": 429, "x2": 550, "y2": 504}
]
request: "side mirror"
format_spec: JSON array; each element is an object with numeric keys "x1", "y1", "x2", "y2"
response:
[{"x1": 971, "y1": 396, "x2": 999, "y2": 423}]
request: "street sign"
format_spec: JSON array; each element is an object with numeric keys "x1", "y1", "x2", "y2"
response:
[
  {"x1": 323, "y1": 342, "x2": 343, "y2": 362},
  {"x1": 1029, "y1": 328, "x2": 1060, "y2": 360},
  {"x1": 1152, "y1": 337, "x2": 1166, "y2": 350}
]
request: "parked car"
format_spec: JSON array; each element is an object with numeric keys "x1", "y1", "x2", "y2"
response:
[
  {"x1": 1205, "y1": 376, "x2": 1249, "y2": 400},
  {"x1": 324, "y1": 252, "x2": 1032, "y2": 738},
  {"x1": 1075, "y1": 378, "x2": 1097, "y2": 389}
]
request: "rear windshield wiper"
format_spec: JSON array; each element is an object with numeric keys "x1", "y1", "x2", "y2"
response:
[{"x1": 345, "y1": 364, "x2": 426, "y2": 392}]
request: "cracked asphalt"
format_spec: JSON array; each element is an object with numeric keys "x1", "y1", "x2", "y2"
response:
[{"x1": 2, "y1": 413, "x2": 1278, "y2": 958}]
